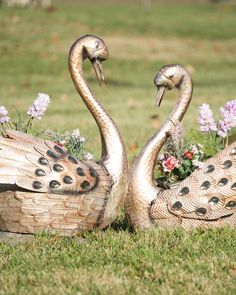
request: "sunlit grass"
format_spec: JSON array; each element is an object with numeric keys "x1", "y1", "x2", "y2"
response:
[{"x1": 0, "y1": 226, "x2": 236, "y2": 294}]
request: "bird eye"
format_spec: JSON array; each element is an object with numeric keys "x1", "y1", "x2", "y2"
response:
[{"x1": 168, "y1": 74, "x2": 174, "y2": 79}]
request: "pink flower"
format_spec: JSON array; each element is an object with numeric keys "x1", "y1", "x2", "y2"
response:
[
  {"x1": 184, "y1": 150, "x2": 193, "y2": 160},
  {"x1": 217, "y1": 99, "x2": 236, "y2": 138},
  {"x1": 162, "y1": 156, "x2": 180, "y2": 172},
  {"x1": 198, "y1": 103, "x2": 217, "y2": 133},
  {"x1": 27, "y1": 93, "x2": 50, "y2": 120}
]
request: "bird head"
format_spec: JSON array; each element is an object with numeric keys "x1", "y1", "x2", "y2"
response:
[
  {"x1": 80, "y1": 34, "x2": 109, "y2": 85},
  {"x1": 154, "y1": 64, "x2": 185, "y2": 106}
]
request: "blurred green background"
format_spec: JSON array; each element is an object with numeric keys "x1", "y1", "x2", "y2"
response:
[{"x1": 1, "y1": 0, "x2": 236, "y2": 160}]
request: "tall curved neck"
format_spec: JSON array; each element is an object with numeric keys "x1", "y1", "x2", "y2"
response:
[
  {"x1": 132, "y1": 73, "x2": 192, "y2": 195},
  {"x1": 69, "y1": 42, "x2": 125, "y2": 166}
]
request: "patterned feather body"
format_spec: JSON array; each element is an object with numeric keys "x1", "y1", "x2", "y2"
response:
[
  {"x1": 150, "y1": 142, "x2": 236, "y2": 229},
  {"x1": 0, "y1": 130, "x2": 112, "y2": 236}
]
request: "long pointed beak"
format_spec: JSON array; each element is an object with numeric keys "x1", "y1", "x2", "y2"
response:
[
  {"x1": 92, "y1": 58, "x2": 106, "y2": 86},
  {"x1": 155, "y1": 86, "x2": 166, "y2": 107}
]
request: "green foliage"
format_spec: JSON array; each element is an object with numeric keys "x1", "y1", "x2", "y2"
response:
[
  {"x1": 1, "y1": 110, "x2": 37, "y2": 135},
  {"x1": 186, "y1": 129, "x2": 226, "y2": 157},
  {"x1": 156, "y1": 136, "x2": 208, "y2": 187},
  {"x1": 46, "y1": 129, "x2": 89, "y2": 159}
]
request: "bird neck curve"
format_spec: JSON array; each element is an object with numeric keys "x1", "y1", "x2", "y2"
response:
[
  {"x1": 68, "y1": 39, "x2": 127, "y2": 172},
  {"x1": 130, "y1": 71, "x2": 192, "y2": 205},
  {"x1": 68, "y1": 38, "x2": 128, "y2": 228}
]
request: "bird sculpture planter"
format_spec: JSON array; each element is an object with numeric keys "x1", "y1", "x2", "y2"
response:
[
  {"x1": 0, "y1": 35, "x2": 128, "y2": 236},
  {"x1": 125, "y1": 64, "x2": 236, "y2": 230}
]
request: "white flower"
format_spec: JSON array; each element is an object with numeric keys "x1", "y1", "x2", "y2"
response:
[
  {"x1": 159, "y1": 154, "x2": 165, "y2": 161},
  {"x1": 192, "y1": 159, "x2": 203, "y2": 168},
  {"x1": 83, "y1": 152, "x2": 94, "y2": 161},
  {"x1": 59, "y1": 139, "x2": 66, "y2": 146},
  {"x1": 190, "y1": 144, "x2": 199, "y2": 155},
  {"x1": 189, "y1": 144, "x2": 204, "y2": 159},
  {"x1": 71, "y1": 129, "x2": 81, "y2": 139},
  {"x1": 79, "y1": 136, "x2": 86, "y2": 143}
]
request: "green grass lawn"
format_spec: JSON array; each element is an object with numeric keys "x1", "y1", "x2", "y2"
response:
[{"x1": 0, "y1": 2, "x2": 236, "y2": 294}]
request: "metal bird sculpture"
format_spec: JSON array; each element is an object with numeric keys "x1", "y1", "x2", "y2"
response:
[
  {"x1": 0, "y1": 34, "x2": 128, "y2": 236},
  {"x1": 125, "y1": 64, "x2": 236, "y2": 230}
]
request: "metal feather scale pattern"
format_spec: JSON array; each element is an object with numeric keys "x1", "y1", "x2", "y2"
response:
[
  {"x1": 150, "y1": 142, "x2": 236, "y2": 229},
  {"x1": 0, "y1": 130, "x2": 113, "y2": 235},
  {"x1": 125, "y1": 64, "x2": 236, "y2": 230},
  {"x1": 0, "y1": 35, "x2": 128, "y2": 235}
]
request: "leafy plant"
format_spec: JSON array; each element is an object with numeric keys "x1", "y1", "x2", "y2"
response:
[
  {"x1": 156, "y1": 137, "x2": 208, "y2": 188},
  {"x1": 0, "y1": 93, "x2": 93, "y2": 160},
  {"x1": 0, "y1": 92, "x2": 50, "y2": 134},
  {"x1": 46, "y1": 129, "x2": 94, "y2": 160},
  {"x1": 156, "y1": 99, "x2": 236, "y2": 188}
]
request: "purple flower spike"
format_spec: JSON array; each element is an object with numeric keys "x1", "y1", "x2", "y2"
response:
[
  {"x1": 198, "y1": 103, "x2": 217, "y2": 133},
  {"x1": 217, "y1": 99, "x2": 236, "y2": 137},
  {"x1": 27, "y1": 93, "x2": 50, "y2": 120},
  {"x1": 217, "y1": 119, "x2": 230, "y2": 138},
  {"x1": 0, "y1": 106, "x2": 10, "y2": 123}
]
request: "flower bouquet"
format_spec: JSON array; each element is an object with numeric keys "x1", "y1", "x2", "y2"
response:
[
  {"x1": 0, "y1": 93, "x2": 93, "y2": 160},
  {"x1": 156, "y1": 99, "x2": 236, "y2": 188}
]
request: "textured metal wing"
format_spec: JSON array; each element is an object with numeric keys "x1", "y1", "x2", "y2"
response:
[
  {"x1": 150, "y1": 142, "x2": 236, "y2": 229},
  {"x1": 0, "y1": 130, "x2": 102, "y2": 194},
  {"x1": 0, "y1": 130, "x2": 113, "y2": 235}
]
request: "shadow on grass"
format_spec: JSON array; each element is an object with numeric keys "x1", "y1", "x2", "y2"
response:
[{"x1": 109, "y1": 215, "x2": 134, "y2": 233}]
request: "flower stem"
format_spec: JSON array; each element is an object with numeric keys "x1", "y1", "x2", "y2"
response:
[
  {"x1": 225, "y1": 136, "x2": 229, "y2": 148},
  {"x1": 1, "y1": 123, "x2": 7, "y2": 136},
  {"x1": 26, "y1": 117, "x2": 33, "y2": 134}
]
